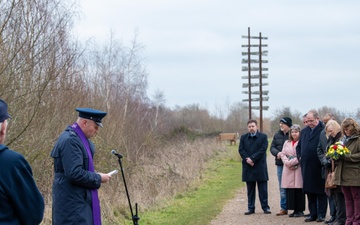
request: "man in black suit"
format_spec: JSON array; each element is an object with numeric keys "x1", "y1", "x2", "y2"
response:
[{"x1": 239, "y1": 119, "x2": 271, "y2": 215}]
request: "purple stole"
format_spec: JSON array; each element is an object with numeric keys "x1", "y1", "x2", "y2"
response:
[{"x1": 71, "y1": 123, "x2": 101, "y2": 225}]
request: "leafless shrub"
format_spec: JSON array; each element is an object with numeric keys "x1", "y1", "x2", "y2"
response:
[
  {"x1": 98, "y1": 137, "x2": 226, "y2": 222},
  {"x1": 0, "y1": 1, "x2": 297, "y2": 225}
]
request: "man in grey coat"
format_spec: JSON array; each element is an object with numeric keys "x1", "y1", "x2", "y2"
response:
[
  {"x1": 296, "y1": 110, "x2": 327, "y2": 222},
  {"x1": 239, "y1": 119, "x2": 271, "y2": 215}
]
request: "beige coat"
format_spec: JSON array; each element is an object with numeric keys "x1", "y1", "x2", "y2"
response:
[
  {"x1": 280, "y1": 140, "x2": 303, "y2": 188},
  {"x1": 333, "y1": 134, "x2": 360, "y2": 186}
]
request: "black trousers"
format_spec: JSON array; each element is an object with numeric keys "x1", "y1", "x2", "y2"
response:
[
  {"x1": 333, "y1": 190, "x2": 346, "y2": 223},
  {"x1": 307, "y1": 192, "x2": 328, "y2": 218},
  {"x1": 286, "y1": 188, "x2": 305, "y2": 212},
  {"x1": 328, "y1": 193, "x2": 336, "y2": 216},
  {"x1": 246, "y1": 181, "x2": 270, "y2": 211}
]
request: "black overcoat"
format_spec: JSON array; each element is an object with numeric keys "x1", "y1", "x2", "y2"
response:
[
  {"x1": 270, "y1": 129, "x2": 289, "y2": 166},
  {"x1": 239, "y1": 131, "x2": 269, "y2": 182},
  {"x1": 51, "y1": 126, "x2": 102, "y2": 225},
  {"x1": 0, "y1": 145, "x2": 44, "y2": 225},
  {"x1": 296, "y1": 122, "x2": 325, "y2": 194}
]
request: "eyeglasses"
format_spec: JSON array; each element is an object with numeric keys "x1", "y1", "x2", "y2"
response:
[{"x1": 306, "y1": 119, "x2": 315, "y2": 123}]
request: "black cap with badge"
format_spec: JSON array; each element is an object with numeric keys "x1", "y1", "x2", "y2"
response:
[
  {"x1": 76, "y1": 108, "x2": 107, "y2": 127},
  {"x1": 0, "y1": 99, "x2": 12, "y2": 123}
]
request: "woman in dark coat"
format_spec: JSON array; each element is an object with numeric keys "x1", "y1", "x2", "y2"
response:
[{"x1": 324, "y1": 119, "x2": 346, "y2": 225}]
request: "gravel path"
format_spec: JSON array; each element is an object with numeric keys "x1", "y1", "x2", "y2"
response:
[{"x1": 209, "y1": 153, "x2": 330, "y2": 225}]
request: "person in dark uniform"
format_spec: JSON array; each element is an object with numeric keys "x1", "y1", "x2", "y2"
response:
[
  {"x1": 51, "y1": 108, "x2": 111, "y2": 225},
  {"x1": 239, "y1": 119, "x2": 271, "y2": 215},
  {"x1": 0, "y1": 99, "x2": 44, "y2": 225}
]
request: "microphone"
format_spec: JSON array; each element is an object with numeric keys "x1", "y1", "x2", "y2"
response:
[{"x1": 111, "y1": 149, "x2": 123, "y2": 158}]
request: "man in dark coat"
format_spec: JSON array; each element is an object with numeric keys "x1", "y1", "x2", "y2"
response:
[
  {"x1": 0, "y1": 99, "x2": 44, "y2": 225},
  {"x1": 51, "y1": 108, "x2": 111, "y2": 225},
  {"x1": 296, "y1": 110, "x2": 327, "y2": 222},
  {"x1": 239, "y1": 119, "x2": 271, "y2": 215},
  {"x1": 270, "y1": 117, "x2": 292, "y2": 216}
]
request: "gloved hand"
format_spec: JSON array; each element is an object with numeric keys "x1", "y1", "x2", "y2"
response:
[{"x1": 325, "y1": 158, "x2": 332, "y2": 169}]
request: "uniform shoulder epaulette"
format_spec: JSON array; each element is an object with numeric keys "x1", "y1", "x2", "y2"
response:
[{"x1": 69, "y1": 129, "x2": 77, "y2": 137}]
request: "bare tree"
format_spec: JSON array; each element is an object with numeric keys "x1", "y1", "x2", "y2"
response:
[
  {"x1": 226, "y1": 102, "x2": 251, "y2": 134},
  {"x1": 0, "y1": 0, "x2": 82, "y2": 147},
  {"x1": 151, "y1": 89, "x2": 166, "y2": 131}
]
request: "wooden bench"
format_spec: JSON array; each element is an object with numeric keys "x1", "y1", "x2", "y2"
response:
[{"x1": 218, "y1": 133, "x2": 237, "y2": 145}]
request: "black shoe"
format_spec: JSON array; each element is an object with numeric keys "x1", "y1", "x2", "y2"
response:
[
  {"x1": 325, "y1": 216, "x2": 336, "y2": 224},
  {"x1": 289, "y1": 212, "x2": 295, "y2": 217},
  {"x1": 263, "y1": 209, "x2": 271, "y2": 214},
  {"x1": 244, "y1": 210, "x2": 255, "y2": 215},
  {"x1": 293, "y1": 211, "x2": 304, "y2": 217},
  {"x1": 304, "y1": 213, "x2": 311, "y2": 217},
  {"x1": 305, "y1": 216, "x2": 317, "y2": 222},
  {"x1": 316, "y1": 216, "x2": 325, "y2": 222},
  {"x1": 330, "y1": 221, "x2": 345, "y2": 225}
]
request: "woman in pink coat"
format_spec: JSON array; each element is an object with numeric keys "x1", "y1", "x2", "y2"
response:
[{"x1": 279, "y1": 124, "x2": 305, "y2": 217}]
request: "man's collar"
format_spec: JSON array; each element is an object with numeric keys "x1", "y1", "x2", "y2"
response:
[{"x1": 249, "y1": 131, "x2": 257, "y2": 137}]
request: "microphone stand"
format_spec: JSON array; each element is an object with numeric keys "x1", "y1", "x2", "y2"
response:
[{"x1": 114, "y1": 153, "x2": 140, "y2": 225}]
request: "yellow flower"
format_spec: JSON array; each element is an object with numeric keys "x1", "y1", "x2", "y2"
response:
[{"x1": 326, "y1": 141, "x2": 350, "y2": 160}]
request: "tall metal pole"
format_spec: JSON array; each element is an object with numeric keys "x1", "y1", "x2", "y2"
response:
[
  {"x1": 247, "y1": 27, "x2": 252, "y2": 120},
  {"x1": 259, "y1": 32, "x2": 263, "y2": 131},
  {"x1": 241, "y1": 28, "x2": 269, "y2": 126}
]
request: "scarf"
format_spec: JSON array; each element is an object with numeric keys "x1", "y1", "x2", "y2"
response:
[{"x1": 71, "y1": 123, "x2": 101, "y2": 225}]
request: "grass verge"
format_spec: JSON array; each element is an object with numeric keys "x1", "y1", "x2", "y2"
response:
[{"x1": 129, "y1": 145, "x2": 243, "y2": 225}]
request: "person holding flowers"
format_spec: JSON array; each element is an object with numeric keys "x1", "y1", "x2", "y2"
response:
[
  {"x1": 325, "y1": 119, "x2": 346, "y2": 225},
  {"x1": 333, "y1": 118, "x2": 360, "y2": 225},
  {"x1": 317, "y1": 113, "x2": 337, "y2": 224}
]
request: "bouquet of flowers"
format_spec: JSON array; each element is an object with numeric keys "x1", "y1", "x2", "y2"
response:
[{"x1": 326, "y1": 141, "x2": 350, "y2": 160}]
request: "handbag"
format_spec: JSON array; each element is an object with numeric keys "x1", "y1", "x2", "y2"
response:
[
  {"x1": 286, "y1": 155, "x2": 299, "y2": 169},
  {"x1": 325, "y1": 160, "x2": 337, "y2": 189}
]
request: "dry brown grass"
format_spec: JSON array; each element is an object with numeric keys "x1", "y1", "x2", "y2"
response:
[{"x1": 38, "y1": 137, "x2": 225, "y2": 224}]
